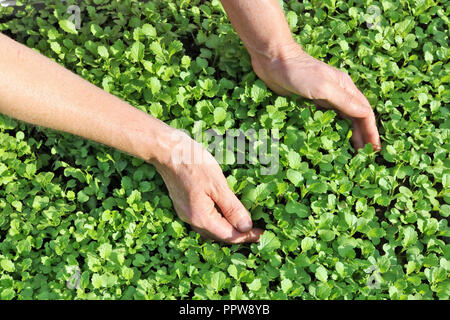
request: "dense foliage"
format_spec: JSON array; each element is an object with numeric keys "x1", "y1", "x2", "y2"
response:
[{"x1": 0, "y1": 0, "x2": 449, "y2": 300}]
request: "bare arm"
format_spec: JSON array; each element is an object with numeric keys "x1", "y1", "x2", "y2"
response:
[
  {"x1": 219, "y1": 0, "x2": 294, "y2": 59},
  {"x1": 0, "y1": 32, "x2": 170, "y2": 163},
  {"x1": 0, "y1": 33, "x2": 262, "y2": 244}
]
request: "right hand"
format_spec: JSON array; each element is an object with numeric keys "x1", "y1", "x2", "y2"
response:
[
  {"x1": 250, "y1": 42, "x2": 381, "y2": 151},
  {"x1": 150, "y1": 129, "x2": 264, "y2": 244}
]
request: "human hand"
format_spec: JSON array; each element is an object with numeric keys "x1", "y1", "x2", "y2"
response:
[
  {"x1": 150, "y1": 129, "x2": 264, "y2": 244},
  {"x1": 250, "y1": 42, "x2": 381, "y2": 151}
]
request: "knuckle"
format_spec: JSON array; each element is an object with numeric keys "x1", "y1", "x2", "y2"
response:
[
  {"x1": 188, "y1": 189, "x2": 204, "y2": 204},
  {"x1": 225, "y1": 232, "x2": 243, "y2": 244},
  {"x1": 337, "y1": 71, "x2": 351, "y2": 87},
  {"x1": 365, "y1": 106, "x2": 374, "y2": 117},
  {"x1": 356, "y1": 101, "x2": 372, "y2": 117},
  {"x1": 343, "y1": 73, "x2": 353, "y2": 85}
]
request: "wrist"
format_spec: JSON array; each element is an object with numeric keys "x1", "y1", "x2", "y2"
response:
[
  {"x1": 143, "y1": 123, "x2": 177, "y2": 168},
  {"x1": 140, "y1": 118, "x2": 196, "y2": 174},
  {"x1": 125, "y1": 113, "x2": 176, "y2": 168},
  {"x1": 247, "y1": 40, "x2": 305, "y2": 64}
]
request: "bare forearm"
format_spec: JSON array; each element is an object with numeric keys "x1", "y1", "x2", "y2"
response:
[
  {"x1": 219, "y1": 0, "x2": 297, "y2": 59},
  {"x1": 0, "y1": 33, "x2": 172, "y2": 164}
]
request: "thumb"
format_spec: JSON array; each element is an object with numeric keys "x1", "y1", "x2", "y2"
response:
[{"x1": 211, "y1": 184, "x2": 253, "y2": 233}]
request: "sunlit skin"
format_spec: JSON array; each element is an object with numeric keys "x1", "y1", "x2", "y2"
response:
[
  {"x1": 220, "y1": 0, "x2": 381, "y2": 151},
  {"x1": 0, "y1": 0, "x2": 380, "y2": 244}
]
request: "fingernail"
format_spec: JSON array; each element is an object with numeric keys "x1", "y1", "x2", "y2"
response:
[
  {"x1": 237, "y1": 219, "x2": 252, "y2": 232},
  {"x1": 374, "y1": 140, "x2": 381, "y2": 151}
]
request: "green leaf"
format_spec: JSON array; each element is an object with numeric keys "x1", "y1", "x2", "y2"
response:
[
  {"x1": 59, "y1": 19, "x2": 78, "y2": 35},
  {"x1": 148, "y1": 77, "x2": 161, "y2": 95},
  {"x1": 251, "y1": 80, "x2": 268, "y2": 103},
  {"x1": 98, "y1": 243, "x2": 112, "y2": 260},
  {"x1": 247, "y1": 278, "x2": 262, "y2": 291},
  {"x1": 301, "y1": 237, "x2": 315, "y2": 251},
  {"x1": 368, "y1": 227, "x2": 385, "y2": 238},
  {"x1": 308, "y1": 182, "x2": 328, "y2": 194},
  {"x1": 335, "y1": 262, "x2": 345, "y2": 277},
  {"x1": 213, "y1": 107, "x2": 226, "y2": 124},
  {"x1": 287, "y1": 150, "x2": 301, "y2": 169},
  {"x1": 318, "y1": 229, "x2": 335, "y2": 242},
  {"x1": 130, "y1": 41, "x2": 145, "y2": 62},
  {"x1": 98, "y1": 45, "x2": 109, "y2": 59},
  {"x1": 92, "y1": 274, "x2": 102, "y2": 289},
  {"x1": 281, "y1": 278, "x2": 293, "y2": 293},
  {"x1": 315, "y1": 265, "x2": 328, "y2": 282},
  {"x1": 127, "y1": 190, "x2": 142, "y2": 205},
  {"x1": 230, "y1": 286, "x2": 243, "y2": 299},
  {"x1": 402, "y1": 227, "x2": 418, "y2": 248},
  {"x1": 286, "y1": 169, "x2": 303, "y2": 186},
  {"x1": 209, "y1": 271, "x2": 226, "y2": 292},
  {"x1": 286, "y1": 200, "x2": 309, "y2": 218},
  {"x1": 77, "y1": 190, "x2": 89, "y2": 203},
  {"x1": 170, "y1": 220, "x2": 185, "y2": 238},
  {"x1": 149, "y1": 102, "x2": 163, "y2": 118},
  {"x1": 443, "y1": 174, "x2": 450, "y2": 190},
  {"x1": 257, "y1": 231, "x2": 281, "y2": 254},
  {"x1": 122, "y1": 267, "x2": 134, "y2": 281},
  {"x1": 132, "y1": 254, "x2": 146, "y2": 267},
  {"x1": 50, "y1": 42, "x2": 61, "y2": 54},
  {"x1": 150, "y1": 41, "x2": 164, "y2": 58},
  {"x1": 1, "y1": 259, "x2": 15, "y2": 272},
  {"x1": 90, "y1": 24, "x2": 103, "y2": 37},
  {"x1": 142, "y1": 24, "x2": 157, "y2": 38},
  {"x1": 1, "y1": 288, "x2": 15, "y2": 300}
]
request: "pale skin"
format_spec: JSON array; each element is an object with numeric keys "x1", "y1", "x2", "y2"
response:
[{"x1": 0, "y1": 0, "x2": 380, "y2": 244}]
